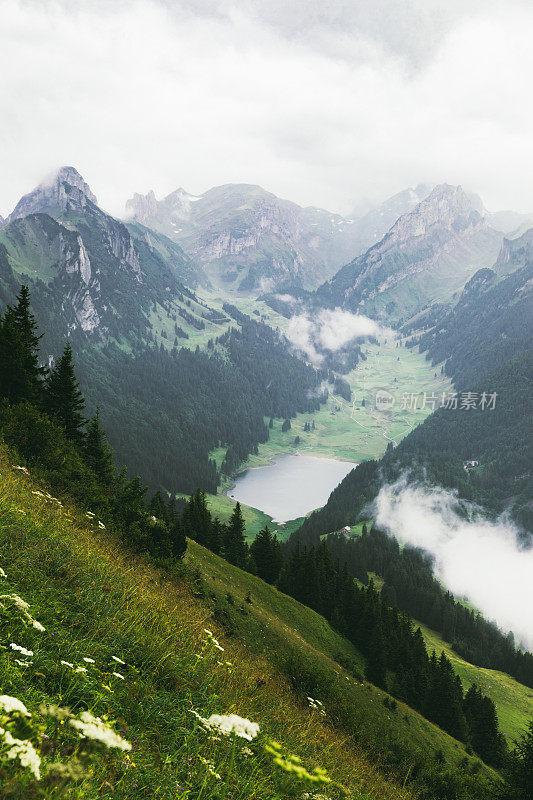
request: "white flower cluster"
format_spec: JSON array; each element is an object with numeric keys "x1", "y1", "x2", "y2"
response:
[
  {"x1": 10, "y1": 643, "x2": 33, "y2": 658},
  {"x1": 1, "y1": 593, "x2": 46, "y2": 632},
  {"x1": 203, "y1": 628, "x2": 224, "y2": 652},
  {"x1": 0, "y1": 727, "x2": 41, "y2": 779},
  {"x1": 190, "y1": 710, "x2": 260, "y2": 741},
  {"x1": 12, "y1": 465, "x2": 29, "y2": 475},
  {"x1": 0, "y1": 695, "x2": 30, "y2": 717},
  {"x1": 198, "y1": 755, "x2": 221, "y2": 780},
  {"x1": 307, "y1": 697, "x2": 326, "y2": 716},
  {"x1": 70, "y1": 712, "x2": 132, "y2": 751},
  {"x1": 31, "y1": 490, "x2": 62, "y2": 507}
]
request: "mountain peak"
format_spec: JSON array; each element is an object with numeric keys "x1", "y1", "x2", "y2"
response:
[
  {"x1": 386, "y1": 183, "x2": 483, "y2": 244},
  {"x1": 7, "y1": 166, "x2": 97, "y2": 223}
]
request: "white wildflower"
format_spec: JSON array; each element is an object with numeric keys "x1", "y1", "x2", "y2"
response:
[
  {"x1": 31, "y1": 618, "x2": 45, "y2": 632},
  {"x1": 241, "y1": 746, "x2": 254, "y2": 757},
  {"x1": 98, "y1": 521, "x2": 106, "y2": 530},
  {"x1": 75, "y1": 667, "x2": 88, "y2": 673},
  {"x1": 112, "y1": 672, "x2": 124, "y2": 680},
  {"x1": 12, "y1": 465, "x2": 29, "y2": 475},
  {"x1": 203, "y1": 628, "x2": 213, "y2": 636},
  {"x1": 83, "y1": 657, "x2": 95, "y2": 664},
  {"x1": 85, "y1": 511, "x2": 95, "y2": 518},
  {"x1": 111, "y1": 655, "x2": 125, "y2": 665},
  {"x1": 198, "y1": 756, "x2": 221, "y2": 780},
  {"x1": 2, "y1": 594, "x2": 30, "y2": 610},
  {"x1": 31, "y1": 490, "x2": 45, "y2": 498},
  {"x1": 10, "y1": 643, "x2": 33, "y2": 657},
  {"x1": 14, "y1": 659, "x2": 33, "y2": 667},
  {"x1": 1, "y1": 729, "x2": 41, "y2": 779},
  {"x1": 0, "y1": 568, "x2": 6, "y2": 579},
  {"x1": 204, "y1": 714, "x2": 260, "y2": 741},
  {"x1": 0, "y1": 695, "x2": 30, "y2": 716},
  {"x1": 70, "y1": 712, "x2": 131, "y2": 751},
  {"x1": 60, "y1": 660, "x2": 74, "y2": 668}
]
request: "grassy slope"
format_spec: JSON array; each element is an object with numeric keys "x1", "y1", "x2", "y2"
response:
[
  {"x1": 417, "y1": 623, "x2": 533, "y2": 743},
  {"x1": 0, "y1": 450, "x2": 498, "y2": 798}
]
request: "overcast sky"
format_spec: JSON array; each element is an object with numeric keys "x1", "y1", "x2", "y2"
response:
[{"x1": 1, "y1": 0, "x2": 532, "y2": 218}]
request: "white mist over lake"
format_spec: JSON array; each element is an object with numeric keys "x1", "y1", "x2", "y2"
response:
[{"x1": 228, "y1": 454, "x2": 357, "y2": 523}]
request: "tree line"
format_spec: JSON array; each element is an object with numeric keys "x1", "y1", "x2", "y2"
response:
[{"x1": 0, "y1": 286, "x2": 187, "y2": 563}]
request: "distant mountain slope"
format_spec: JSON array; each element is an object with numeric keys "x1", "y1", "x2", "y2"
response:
[
  {"x1": 0, "y1": 167, "x2": 202, "y2": 347},
  {"x1": 414, "y1": 228, "x2": 533, "y2": 389},
  {"x1": 317, "y1": 184, "x2": 502, "y2": 323},
  {"x1": 126, "y1": 183, "x2": 369, "y2": 292},
  {"x1": 345, "y1": 183, "x2": 432, "y2": 252}
]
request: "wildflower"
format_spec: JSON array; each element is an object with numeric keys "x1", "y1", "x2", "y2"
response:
[
  {"x1": 111, "y1": 655, "x2": 125, "y2": 664},
  {"x1": 198, "y1": 756, "x2": 221, "y2": 780},
  {"x1": 241, "y1": 746, "x2": 254, "y2": 757},
  {"x1": 31, "y1": 618, "x2": 45, "y2": 632},
  {"x1": 75, "y1": 667, "x2": 88, "y2": 673},
  {"x1": 2, "y1": 594, "x2": 30, "y2": 610},
  {"x1": 60, "y1": 660, "x2": 74, "y2": 668},
  {"x1": 86, "y1": 512, "x2": 95, "y2": 519},
  {"x1": 0, "y1": 729, "x2": 41, "y2": 779},
  {"x1": 112, "y1": 672, "x2": 125, "y2": 680},
  {"x1": 0, "y1": 568, "x2": 5, "y2": 579},
  {"x1": 204, "y1": 714, "x2": 260, "y2": 741},
  {"x1": 203, "y1": 628, "x2": 213, "y2": 636},
  {"x1": 0, "y1": 695, "x2": 30, "y2": 716},
  {"x1": 14, "y1": 659, "x2": 33, "y2": 667},
  {"x1": 265, "y1": 740, "x2": 330, "y2": 784},
  {"x1": 83, "y1": 657, "x2": 95, "y2": 664},
  {"x1": 31, "y1": 490, "x2": 45, "y2": 498},
  {"x1": 10, "y1": 643, "x2": 33, "y2": 657},
  {"x1": 12, "y1": 465, "x2": 29, "y2": 475},
  {"x1": 70, "y1": 712, "x2": 132, "y2": 751},
  {"x1": 98, "y1": 521, "x2": 106, "y2": 530}
]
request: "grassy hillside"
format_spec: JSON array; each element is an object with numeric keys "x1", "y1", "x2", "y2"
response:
[
  {"x1": 0, "y1": 448, "x2": 500, "y2": 798},
  {"x1": 417, "y1": 623, "x2": 533, "y2": 744}
]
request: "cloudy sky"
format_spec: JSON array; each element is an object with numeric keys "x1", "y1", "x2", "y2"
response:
[{"x1": 1, "y1": 0, "x2": 532, "y2": 218}]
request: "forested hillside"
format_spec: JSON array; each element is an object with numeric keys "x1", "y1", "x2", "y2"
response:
[{"x1": 409, "y1": 230, "x2": 533, "y2": 389}]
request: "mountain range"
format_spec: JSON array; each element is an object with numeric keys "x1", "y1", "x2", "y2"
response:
[{"x1": 2, "y1": 167, "x2": 532, "y2": 350}]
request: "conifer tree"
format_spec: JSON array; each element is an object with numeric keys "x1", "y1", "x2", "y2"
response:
[
  {"x1": 499, "y1": 721, "x2": 533, "y2": 800},
  {"x1": 0, "y1": 286, "x2": 45, "y2": 403},
  {"x1": 224, "y1": 502, "x2": 248, "y2": 568},
  {"x1": 250, "y1": 526, "x2": 283, "y2": 584},
  {"x1": 84, "y1": 408, "x2": 114, "y2": 484},
  {"x1": 43, "y1": 343, "x2": 86, "y2": 443},
  {"x1": 365, "y1": 623, "x2": 387, "y2": 688}
]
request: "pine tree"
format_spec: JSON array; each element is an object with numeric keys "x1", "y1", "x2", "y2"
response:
[
  {"x1": 84, "y1": 408, "x2": 114, "y2": 484},
  {"x1": 43, "y1": 343, "x2": 86, "y2": 443},
  {"x1": 224, "y1": 502, "x2": 248, "y2": 568},
  {"x1": 250, "y1": 527, "x2": 283, "y2": 584},
  {"x1": 182, "y1": 490, "x2": 212, "y2": 547},
  {"x1": 499, "y1": 721, "x2": 533, "y2": 800},
  {"x1": 365, "y1": 623, "x2": 387, "y2": 688},
  {"x1": 0, "y1": 286, "x2": 45, "y2": 403}
]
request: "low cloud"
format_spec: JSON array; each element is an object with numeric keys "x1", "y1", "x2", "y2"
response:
[
  {"x1": 286, "y1": 307, "x2": 393, "y2": 365},
  {"x1": 373, "y1": 476, "x2": 533, "y2": 649}
]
